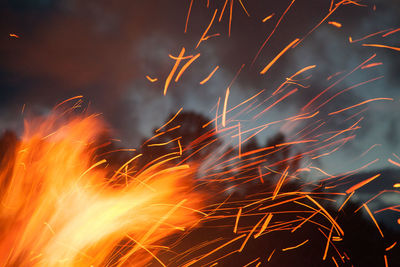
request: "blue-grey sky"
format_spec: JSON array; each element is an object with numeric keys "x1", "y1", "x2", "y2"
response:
[{"x1": 1, "y1": 0, "x2": 400, "y2": 175}]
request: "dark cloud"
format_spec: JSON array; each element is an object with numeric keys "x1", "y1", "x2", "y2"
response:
[{"x1": 0, "y1": 0, "x2": 399, "y2": 173}]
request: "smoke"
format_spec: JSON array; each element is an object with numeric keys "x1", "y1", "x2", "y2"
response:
[{"x1": 0, "y1": 0, "x2": 399, "y2": 173}]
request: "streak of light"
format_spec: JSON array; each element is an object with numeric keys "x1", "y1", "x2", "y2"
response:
[
  {"x1": 362, "y1": 43, "x2": 400, "y2": 52},
  {"x1": 272, "y1": 166, "x2": 289, "y2": 200},
  {"x1": 229, "y1": 0, "x2": 233, "y2": 36},
  {"x1": 349, "y1": 29, "x2": 392, "y2": 43},
  {"x1": 329, "y1": 98, "x2": 393, "y2": 116},
  {"x1": 302, "y1": 54, "x2": 376, "y2": 111},
  {"x1": 238, "y1": 0, "x2": 250, "y2": 17},
  {"x1": 243, "y1": 258, "x2": 260, "y2": 267},
  {"x1": 267, "y1": 249, "x2": 275, "y2": 261},
  {"x1": 314, "y1": 75, "x2": 384, "y2": 111},
  {"x1": 238, "y1": 214, "x2": 268, "y2": 252},
  {"x1": 328, "y1": 21, "x2": 342, "y2": 28},
  {"x1": 233, "y1": 207, "x2": 242, "y2": 233},
  {"x1": 253, "y1": 88, "x2": 298, "y2": 119},
  {"x1": 338, "y1": 191, "x2": 354, "y2": 211},
  {"x1": 219, "y1": 0, "x2": 229, "y2": 22},
  {"x1": 254, "y1": 213, "x2": 273, "y2": 238},
  {"x1": 200, "y1": 66, "x2": 219, "y2": 84},
  {"x1": 252, "y1": 0, "x2": 295, "y2": 64},
  {"x1": 54, "y1": 95, "x2": 83, "y2": 110},
  {"x1": 388, "y1": 158, "x2": 400, "y2": 167},
  {"x1": 262, "y1": 13, "x2": 275, "y2": 22},
  {"x1": 358, "y1": 144, "x2": 381, "y2": 158},
  {"x1": 323, "y1": 226, "x2": 334, "y2": 260},
  {"x1": 363, "y1": 204, "x2": 384, "y2": 238},
  {"x1": 272, "y1": 65, "x2": 316, "y2": 95},
  {"x1": 332, "y1": 256, "x2": 339, "y2": 267},
  {"x1": 196, "y1": 9, "x2": 218, "y2": 49},
  {"x1": 147, "y1": 137, "x2": 182, "y2": 147},
  {"x1": 164, "y1": 47, "x2": 185, "y2": 95},
  {"x1": 385, "y1": 242, "x2": 397, "y2": 251},
  {"x1": 305, "y1": 195, "x2": 344, "y2": 236},
  {"x1": 183, "y1": 234, "x2": 246, "y2": 266},
  {"x1": 175, "y1": 53, "x2": 201, "y2": 82},
  {"x1": 222, "y1": 88, "x2": 230, "y2": 127},
  {"x1": 382, "y1": 27, "x2": 400, "y2": 37},
  {"x1": 146, "y1": 75, "x2": 158, "y2": 82},
  {"x1": 185, "y1": 0, "x2": 194, "y2": 33},
  {"x1": 345, "y1": 174, "x2": 381, "y2": 194},
  {"x1": 282, "y1": 239, "x2": 309, "y2": 251},
  {"x1": 361, "y1": 62, "x2": 383, "y2": 69},
  {"x1": 260, "y1": 38, "x2": 299, "y2": 75},
  {"x1": 156, "y1": 107, "x2": 183, "y2": 132}
]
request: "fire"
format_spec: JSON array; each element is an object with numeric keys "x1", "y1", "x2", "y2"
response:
[
  {"x1": 0, "y1": 114, "x2": 203, "y2": 266},
  {"x1": 2, "y1": 0, "x2": 400, "y2": 266}
]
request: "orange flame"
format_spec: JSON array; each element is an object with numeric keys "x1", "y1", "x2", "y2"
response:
[{"x1": 0, "y1": 114, "x2": 203, "y2": 266}]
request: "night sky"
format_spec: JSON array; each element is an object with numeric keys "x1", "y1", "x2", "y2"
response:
[{"x1": 1, "y1": 0, "x2": 400, "y2": 176}]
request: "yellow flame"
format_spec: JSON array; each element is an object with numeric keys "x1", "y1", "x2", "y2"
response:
[{"x1": 0, "y1": 114, "x2": 203, "y2": 266}]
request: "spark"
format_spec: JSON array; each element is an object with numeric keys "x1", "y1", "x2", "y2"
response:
[
  {"x1": 175, "y1": 53, "x2": 201, "y2": 82},
  {"x1": 338, "y1": 191, "x2": 354, "y2": 211},
  {"x1": 361, "y1": 62, "x2": 383, "y2": 69},
  {"x1": 229, "y1": 0, "x2": 233, "y2": 36},
  {"x1": 295, "y1": 0, "x2": 351, "y2": 47},
  {"x1": 328, "y1": 21, "x2": 342, "y2": 28},
  {"x1": 328, "y1": 98, "x2": 393, "y2": 116},
  {"x1": 363, "y1": 43, "x2": 400, "y2": 52},
  {"x1": 238, "y1": 214, "x2": 267, "y2": 252},
  {"x1": 243, "y1": 258, "x2": 260, "y2": 267},
  {"x1": 222, "y1": 87, "x2": 230, "y2": 127},
  {"x1": 385, "y1": 242, "x2": 397, "y2": 251},
  {"x1": 305, "y1": 195, "x2": 344, "y2": 236},
  {"x1": 260, "y1": 38, "x2": 299, "y2": 75},
  {"x1": 252, "y1": 0, "x2": 296, "y2": 64},
  {"x1": 323, "y1": 226, "x2": 334, "y2": 260},
  {"x1": 267, "y1": 249, "x2": 275, "y2": 261},
  {"x1": 382, "y1": 27, "x2": 400, "y2": 37},
  {"x1": 9, "y1": 33, "x2": 19, "y2": 38},
  {"x1": 147, "y1": 137, "x2": 182, "y2": 147},
  {"x1": 54, "y1": 95, "x2": 84, "y2": 110},
  {"x1": 302, "y1": 54, "x2": 376, "y2": 111},
  {"x1": 233, "y1": 207, "x2": 242, "y2": 233},
  {"x1": 156, "y1": 107, "x2": 183, "y2": 132},
  {"x1": 253, "y1": 88, "x2": 298, "y2": 119},
  {"x1": 282, "y1": 239, "x2": 309, "y2": 251},
  {"x1": 363, "y1": 204, "x2": 384, "y2": 238},
  {"x1": 273, "y1": 65, "x2": 316, "y2": 96},
  {"x1": 146, "y1": 75, "x2": 158, "y2": 82},
  {"x1": 196, "y1": 9, "x2": 218, "y2": 49},
  {"x1": 254, "y1": 213, "x2": 273, "y2": 238},
  {"x1": 262, "y1": 13, "x2": 275, "y2": 23},
  {"x1": 238, "y1": 0, "x2": 250, "y2": 17},
  {"x1": 219, "y1": 0, "x2": 229, "y2": 22},
  {"x1": 184, "y1": 234, "x2": 246, "y2": 266},
  {"x1": 185, "y1": 0, "x2": 194, "y2": 33},
  {"x1": 272, "y1": 166, "x2": 289, "y2": 200},
  {"x1": 200, "y1": 66, "x2": 219, "y2": 85},
  {"x1": 164, "y1": 47, "x2": 185, "y2": 95},
  {"x1": 349, "y1": 29, "x2": 392, "y2": 43},
  {"x1": 345, "y1": 174, "x2": 381, "y2": 194},
  {"x1": 332, "y1": 256, "x2": 339, "y2": 267}
]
